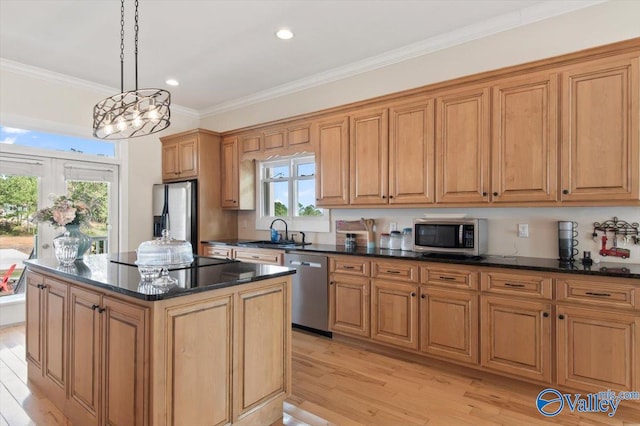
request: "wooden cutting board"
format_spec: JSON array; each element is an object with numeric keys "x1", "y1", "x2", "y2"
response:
[{"x1": 336, "y1": 219, "x2": 374, "y2": 247}]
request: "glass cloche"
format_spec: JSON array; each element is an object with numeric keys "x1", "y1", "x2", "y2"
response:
[{"x1": 135, "y1": 229, "x2": 194, "y2": 288}]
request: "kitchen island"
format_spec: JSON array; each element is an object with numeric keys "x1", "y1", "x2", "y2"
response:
[{"x1": 24, "y1": 253, "x2": 294, "y2": 426}]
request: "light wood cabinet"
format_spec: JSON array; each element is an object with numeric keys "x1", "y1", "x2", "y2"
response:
[
  {"x1": 371, "y1": 280, "x2": 419, "y2": 350},
  {"x1": 203, "y1": 244, "x2": 234, "y2": 259},
  {"x1": 329, "y1": 274, "x2": 370, "y2": 337},
  {"x1": 221, "y1": 136, "x2": 255, "y2": 210},
  {"x1": 233, "y1": 247, "x2": 284, "y2": 265},
  {"x1": 26, "y1": 273, "x2": 68, "y2": 408},
  {"x1": 436, "y1": 85, "x2": 491, "y2": 203},
  {"x1": 263, "y1": 122, "x2": 313, "y2": 155},
  {"x1": 491, "y1": 71, "x2": 558, "y2": 203},
  {"x1": 388, "y1": 97, "x2": 435, "y2": 204},
  {"x1": 556, "y1": 305, "x2": 639, "y2": 393},
  {"x1": 240, "y1": 132, "x2": 263, "y2": 157},
  {"x1": 420, "y1": 287, "x2": 478, "y2": 365},
  {"x1": 560, "y1": 54, "x2": 640, "y2": 201},
  {"x1": 315, "y1": 115, "x2": 350, "y2": 206},
  {"x1": 349, "y1": 107, "x2": 389, "y2": 205},
  {"x1": 161, "y1": 135, "x2": 198, "y2": 181},
  {"x1": 480, "y1": 295, "x2": 552, "y2": 383}
]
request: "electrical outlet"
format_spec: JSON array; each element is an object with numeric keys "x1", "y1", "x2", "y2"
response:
[
  {"x1": 389, "y1": 222, "x2": 397, "y2": 232},
  {"x1": 518, "y1": 223, "x2": 529, "y2": 238}
]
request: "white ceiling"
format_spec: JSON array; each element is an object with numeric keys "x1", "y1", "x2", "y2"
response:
[{"x1": 0, "y1": 0, "x2": 603, "y2": 116}]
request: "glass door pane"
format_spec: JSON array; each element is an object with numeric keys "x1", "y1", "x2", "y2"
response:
[{"x1": 65, "y1": 179, "x2": 114, "y2": 254}]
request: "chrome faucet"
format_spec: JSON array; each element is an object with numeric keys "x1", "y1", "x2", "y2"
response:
[{"x1": 269, "y1": 219, "x2": 289, "y2": 241}]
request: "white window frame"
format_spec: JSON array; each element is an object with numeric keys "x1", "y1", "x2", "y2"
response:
[{"x1": 256, "y1": 155, "x2": 330, "y2": 233}]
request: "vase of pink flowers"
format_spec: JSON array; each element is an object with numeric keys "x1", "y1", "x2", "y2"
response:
[{"x1": 32, "y1": 195, "x2": 93, "y2": 259}]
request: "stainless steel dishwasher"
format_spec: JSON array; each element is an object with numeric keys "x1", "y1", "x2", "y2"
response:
[{"x1": 284, "y1": 253, "x2": 331, "y2": 337}]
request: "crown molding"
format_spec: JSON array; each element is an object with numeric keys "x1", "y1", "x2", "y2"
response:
[
  {"x1": 200, "y1": 0, "x2": 606, "y2": 118},
  {"x1": 0, "y1": 58, "x2": 199, "y2": 118}
]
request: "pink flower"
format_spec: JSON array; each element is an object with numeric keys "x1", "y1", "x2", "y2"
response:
[{"x1": 52, "y1": 206, "x2": 76, "y2": 226}]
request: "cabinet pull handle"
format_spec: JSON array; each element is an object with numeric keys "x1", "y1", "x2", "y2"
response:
[
  {"x1": 385, "y1": 270, "x2": 401, "y2": 274},
  {"x1": 439, "y1": 276, "x2": 455, "y2": 281},
  {"x1": 342, "y1": 265, "x2": 355, "y2": 270},
  {"x1": 558, "y1": 314, "x2": 565, "y2": 320},
  {"x1": 585, "y1": 292, "x2": 611, "y2": 297},
  {"x1": 91, "y1": 304, "x2": 100, "y2": 311},
  {"x1": 98, "y1": 307, "x2": 106, "y2": 313},
  {"x1": 251, "y1": 255, "x2": 259, "y2": 259},
  {"x1": 543, "y1": 312, "x2": 549, "y2": 317},
  {"x1": 411, "y1": 292, "x2": 416, "y2": 297},
  {"x1": 36, "y1": 284, "x2": 43, "y2": 289},
  {"x1": 504, "y1": 283, "x2": 525, "y2": 288}
]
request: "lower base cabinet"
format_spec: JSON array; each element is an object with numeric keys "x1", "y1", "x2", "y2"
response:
[
  {"x1": 556, "y1": 305, "x2": 640, "y2": 393},
  {"x1": 329, "y1": 274, "x2": 370, "y2": 337},
  {"x1": 371, "y1": 280, "x2": 419, "y2": 350},
  {"x1": 480, "y1": 295, "x2": 552, "y2": 383},
  {"x1": 420, "y1": 287, "x2": 478, "y2": 365}
]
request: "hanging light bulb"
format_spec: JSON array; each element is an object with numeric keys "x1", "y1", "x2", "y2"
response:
[{"x1": 92, "y1": 0, "x2": 170, "y2": 139}]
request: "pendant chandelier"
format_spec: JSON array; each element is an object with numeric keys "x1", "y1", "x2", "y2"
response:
[{"x1": 93, "y1": 0, "x2": 170, "y2": 139}]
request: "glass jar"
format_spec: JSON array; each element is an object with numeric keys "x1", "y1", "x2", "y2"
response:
[
  {"x1": 379, "y1": 233, "x2": 390, "y2": 249},
  {"x1": 389, "y1": 231, "x2": 402, "y2": 250},
  {"x1": 344, "y1": 233, "x2": 356, "y2": 249},
  {"x1": 53, "y1": 231, "x2": 79, "y2": 266},
  {"x1": 401, "y1": 228, "x2": 413, "y2": 251}
]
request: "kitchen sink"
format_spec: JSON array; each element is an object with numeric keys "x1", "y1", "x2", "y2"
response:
[{"x1": 238, "y1": 240, "x2": 311, "y2": 248}]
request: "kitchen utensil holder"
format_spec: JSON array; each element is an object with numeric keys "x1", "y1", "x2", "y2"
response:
[{"x1": 592, "y1": 217, "x2": 639, "y2": 244}]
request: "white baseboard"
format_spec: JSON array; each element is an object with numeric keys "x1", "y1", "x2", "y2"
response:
[{"x1": 0, "y1": 294, "x2": 25, "y2": 327}]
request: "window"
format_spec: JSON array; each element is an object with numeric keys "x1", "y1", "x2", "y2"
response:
[{"x1": 257, "y1": 156, "x2": 329, "y2": 232}]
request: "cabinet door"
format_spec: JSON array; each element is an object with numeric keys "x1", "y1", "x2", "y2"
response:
[
  {"x1": 420, "y1": 287, "x2": 478, "y2": 365},
  {"x1": 388, "y1": 97, "x2": 435, "y2": 204},
  {"x1": 561, "y1": 55, "x2": 640, "y2": 201},
  {"x1": 161, "y1": 142, "x2": 180, "y2": 181},
  {"x1": 557, "y1": 305, "x2": 639, "y2": 393},
  {"x1": 235, "y1": 281, "x2": 290, "y2": 420},
  {"x1": 68, "y1": 286, "x2": 101, "y2": 426},
  {"x1": 315, "y1": 116, "x2": 349, "y2": 206},
  {"x1": 42, "y1": 278, "x2": 68, "y2": 399},
  {"x1": 371, "y1": 280, "x2": 419, "y2": 350},
  {"x1": 221, "y1": 136, "x2": 239, "y2": 208},
  {"x1": 287, "y1": 122, "x2": 312, "y2": 150},
  {"x1": 102, "y1": 297, "x2": 148, "y2": 426},
  {"x1": 240, "y1": 133, "x2": 263, "y2": 157},
  {"x1": 480, "y1": 295, "x2": 552, "y2": 383},
  {"x1": 26, "y1": 272, "x2": 44, "y2": 370},
  {"x1": 264, "y1": 127, "x2": 286, "y2": 153},
  {"x1": 349, "y1": 108, "x2": 388, "y2": 205},
  {"x1": 436, "y1": 86, "x2": 490, "y2": 203},
  {"x1": 166, "y1": 295, "x2": 233, "y2": 426},
  {"x1": 491, "y1": 72, "x2": 558, "y2": 202},
  {"x1": 178, "y1": 138, "x2": 198, "y2": 179},
  {"x1": 329, "y1": 274, "x2": 370, "y2": 337}
]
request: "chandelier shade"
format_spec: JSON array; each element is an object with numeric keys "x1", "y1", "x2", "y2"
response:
[{"x1": 93, "y1": 0, "x2": 171, "y2": 140}]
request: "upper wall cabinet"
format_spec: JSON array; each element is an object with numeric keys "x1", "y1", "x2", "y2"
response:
[
  {"x1": 161, "y1": 133, "x2": 199, "y2": 181},
  {"x1": 239, "y1": 121, "x2": 314, "y2": 160},
  {"x1": 560, "y1": 54, "x2": 640, "y2": 201},
  {"x1": 221, "y1": 136, "x2": 255, "y2": 210},
  {"x1": 315, "y1": 115, "x2": 350, "y2": 207},
  {"x1": 436, "y1": 85, "x2": 491, "y2": 204},
  {"x1": 389, "y1": 97, "x2": 435, "y2": 204},
  {"x1": 349, "y1": 107, "x2": 389, "y2": 205},
  {"x1": 491, "y1": 71, "x2": 558, "y2": 203}
]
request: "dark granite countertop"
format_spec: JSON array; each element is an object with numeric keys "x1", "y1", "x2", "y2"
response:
[
  {"x1": 202, "y1": 240, "x2": 640, "y2": 279},
  {"x1": 24, "y1": 252, "x2": 295, "y2": 301}
]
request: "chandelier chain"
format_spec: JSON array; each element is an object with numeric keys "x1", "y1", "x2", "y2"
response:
[
  {"x1": 134, "y1": 0, "x2": 139, "y2": 90},
  {"x1": 120, "y1": 0, "x2": 125, "y2": 94}
]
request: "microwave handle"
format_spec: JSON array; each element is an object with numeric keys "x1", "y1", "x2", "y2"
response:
[{"x1": 458, "y1": 225, "x2": 464, "y2": 247}]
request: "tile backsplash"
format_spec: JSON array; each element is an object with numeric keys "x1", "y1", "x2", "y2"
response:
[{"x1": 237, "y1": 206, "x2": 639, "y2": 264}]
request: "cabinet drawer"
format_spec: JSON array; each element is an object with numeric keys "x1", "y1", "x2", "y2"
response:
[
  {"x1": 203, "y1": 245, "x2": 233, "y2": 259},
  {"x1": 420, "y1": 265, "x2": 479, "y2": 290},
  {"x1": 481, "y1": 270, "x2": 552, "y2": 299},
  {"x1": 557, "y1": 277, "x2": 640, "y2": 311},
  {"x1": 372, "y1": 261, "x2": 418, "y2": 283},
  {"x1": 234, "y1": 248, "x2": 283, "y2": 265},
  {"x1": 330, "y1": 256, "x2": 370, "y2": 277}
]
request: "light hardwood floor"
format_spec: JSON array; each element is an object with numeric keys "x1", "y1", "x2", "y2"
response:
[{"x1": 2, "y1": 324, "x2": 640, "y2": 425}]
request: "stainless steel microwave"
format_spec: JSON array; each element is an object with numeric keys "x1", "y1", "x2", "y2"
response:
[{"x1": 413, "y1": 218, "x2": 488, "y2": 256}]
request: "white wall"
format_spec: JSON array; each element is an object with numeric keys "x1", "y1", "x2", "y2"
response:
[
  {"x1": 0, "y1": 66, "x2": 200, "y2": 251},
  {"x1": 223, "y1": 1, "x2": 640, "y2": 263}
]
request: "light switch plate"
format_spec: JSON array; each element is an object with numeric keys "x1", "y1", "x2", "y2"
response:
[{"x1": 518, "y1": 223, "x2": 529, "y2": 238}]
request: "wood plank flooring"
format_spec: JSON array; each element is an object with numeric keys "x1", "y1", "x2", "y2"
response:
[{"x1": 2, "y1": 324, "x2": 640, "y2": 425}]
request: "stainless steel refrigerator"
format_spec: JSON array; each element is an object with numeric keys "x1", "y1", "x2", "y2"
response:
[{"x1": 152, "y1": 180, "x2": 197, "y2": 252}]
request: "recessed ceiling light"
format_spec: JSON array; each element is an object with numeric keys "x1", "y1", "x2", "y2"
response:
[
  {"x1": 275, "y1": 28, "x2": 294, "y2": 40},
  {"x1": 165, "y1": 79, "x2": 180, "y2": 86}
]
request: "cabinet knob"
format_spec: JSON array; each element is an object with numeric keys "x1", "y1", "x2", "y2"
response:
[
  {"x1": 36, "y1": 283, "x2": 43, "y2": 289},
  {"x1": 420, "y1": 294, "x2": 426, "y2": 299},
  {"x1": 329, "y1": 281, "x2": 334, "y2": 285},
  {"x1": 562, "y1": 189, "x2": 569, "y2": 195},
  {"x1": 558, "y1": 314, "x2": 565, "y2": 320},
  {"x1": 493, "y1": 192, "x2": 499, "y2": 197},
  {"x1": 233, "y1": 200, "x2": 237, "y2": 203},
  {"x1": 543, "y1": 312, "x2": 549, "y2": 317},
  {"x1": 482, "y1": 192, "x2": 487, "y2": 197},
  {"x1": 389, "y1": 195, "x2": 394, "y2": 199},
  {"x1": 382, "y1": 195, "x2": 386, "y2": 199},
  {"x1": 91, "y1": 304, "x2": 100, "y2": 311},
  {"x1": 98, "y1": 307, "x2": 106, "y2": 314},
  {"x1": 411, "y1": 292, "x2": 416, "y2": 297}
]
